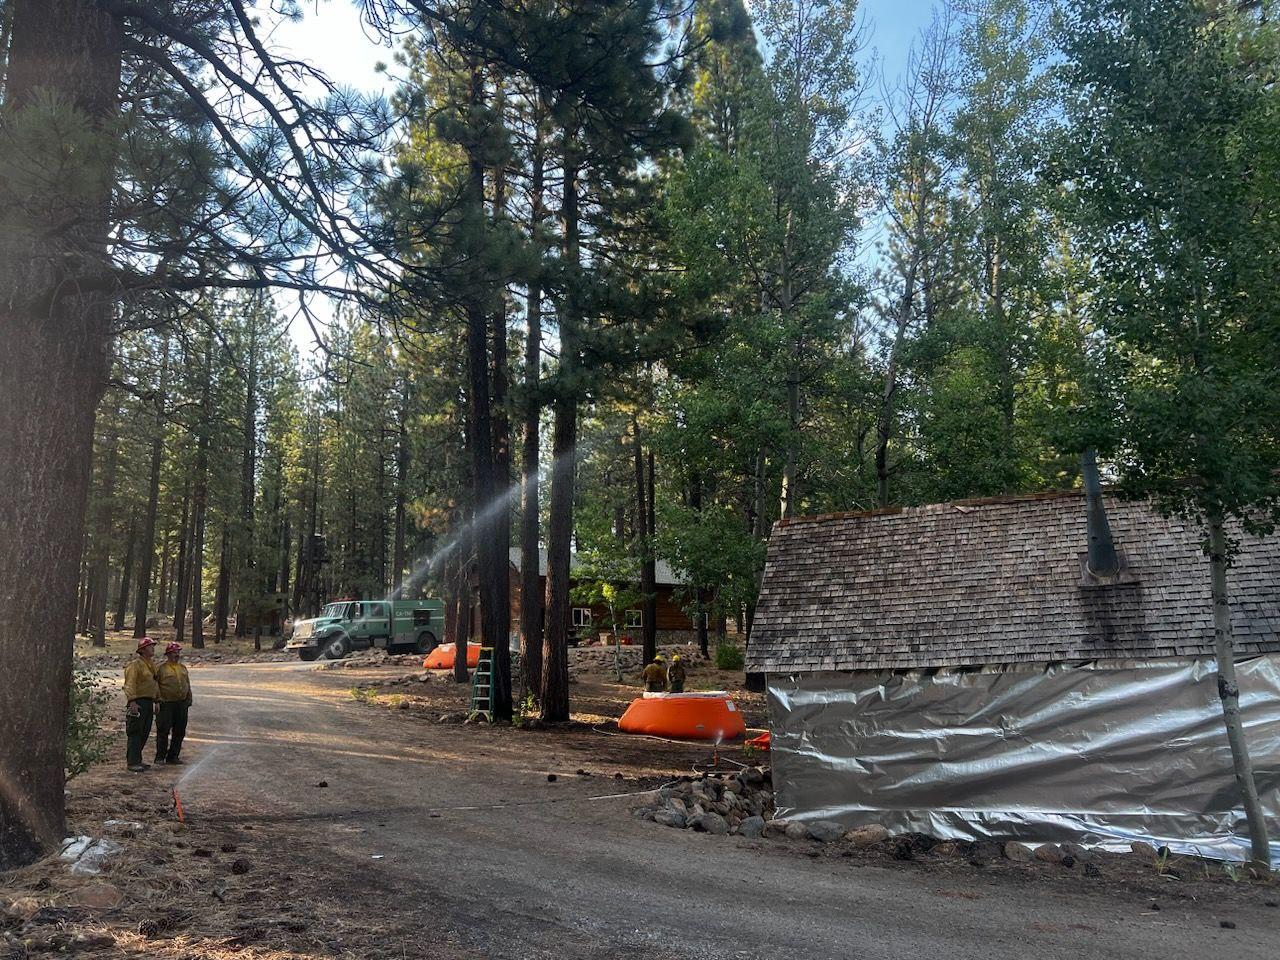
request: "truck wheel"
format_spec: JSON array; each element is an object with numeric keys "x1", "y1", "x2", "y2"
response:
[
  {"x1": 321, "y1": 634, "x2": 350, "y2": 660},
  {"x1": 298, "y1": 647, "x2": 318, "y2": 662},
  {"x1": 414, "y1": 631, "x2": 438, "y2": 655}
]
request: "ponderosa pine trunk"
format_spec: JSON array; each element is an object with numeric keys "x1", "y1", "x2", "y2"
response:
[
  {"x1": 633, "y1": 430, "x2": 657, "y2": 664},
  {"x1": 89, "y1": 419, "x2": 121, "y2": 647},
  {"x1": 541, "y1": 141, "x2": 579, "y2": 724},
  {"x1": 489, "y1": 153, "x2": 512, "y2": 722},
  {"x1": 0, "y1": 0, "x2": 123, "y2": 869},
  {"x1": 133, "y1": 333, "x2": 169, "y2": 636},
  {"x1": 189, "y1": 339, "x2": 212, "y2": 649},
  {"x1": 214, "y1": 527, "x2": 230, "y2": 642},
  {"x1": 1207, "y1": 514, "x2": 1271, "y2": 868},
  {"x1": 112, "y1": 508, "x2": 137, "y2": 631},
  {"x1": 519, "y1": 133, "x2": 546, "y2": 697},
  {"x1": 173, "y1": 481, "x2": 191, "y2": 644}
]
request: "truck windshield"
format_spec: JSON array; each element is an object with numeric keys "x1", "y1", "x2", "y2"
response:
[{"x1": 320, "y1": 603, "x2": 346, "y2": 618}]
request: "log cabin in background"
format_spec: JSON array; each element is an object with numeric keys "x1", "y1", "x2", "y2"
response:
[{"x1": 464, "y1": 548, "x2": 697, "y2": 645}]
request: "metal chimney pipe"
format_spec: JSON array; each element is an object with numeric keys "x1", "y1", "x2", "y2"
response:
[{"x1": 1082, "y1": 449, "x2": 1120, "y2": 577}]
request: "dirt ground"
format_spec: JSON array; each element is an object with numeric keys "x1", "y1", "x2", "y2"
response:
[
  {"x1": 75, "y1": 628, "x2": 293, "y2": 669},
  {"x1": 4, "y1": 652, "x2": 1276, "y2": 958}
]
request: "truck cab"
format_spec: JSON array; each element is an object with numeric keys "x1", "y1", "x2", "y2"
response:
[{"x1": 286, "y1": 598, "x2": 443, "y2": 661}]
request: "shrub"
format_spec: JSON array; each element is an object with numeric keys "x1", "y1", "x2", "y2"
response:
[
  {"x1": 714, "y1": 641, "x2": 744, "y2": 672},
  {"x1": 66, "y1": 663, "x2": 113, "y2": 780}
]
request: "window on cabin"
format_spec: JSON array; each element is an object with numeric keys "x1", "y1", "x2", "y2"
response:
[
  {"x1": 624, "y1": 609, "x2": 643, "y2": 628},
  {"x1": 572, "y1": 608, "x2": 592, "y2": 628}
]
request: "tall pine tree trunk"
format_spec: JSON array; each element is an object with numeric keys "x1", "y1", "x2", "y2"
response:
[
  {"x1": 519, "y1": 135, "x2": 546, "y2": 698},
  {"x1": 112, "y1": 508, "x2": 137, "y2": 631},
  {"x1": 1207, "y1": 514, "x2": 1271, "y2": 868},
  {"x1": 0, "y1": 0, "x2": 123, "y2": 869},
  {"x1": 133, "y1": 333, "x2": 169, "y2": 635},
  {"x1": 173, "y1": 481, "x2": 191, "y2": 644},
  {"x1": 189, "y1": 339, "x2": 212, "y2": 649},
  {"x1": 541, "y1": 142, "x2": 579, "y2": 724},
  {"x1": 214, "y1": 527, "x2": 230, "y2": 642},
  {"x1": 89, "y1": 419, "x2": 121, "y2": 647}
]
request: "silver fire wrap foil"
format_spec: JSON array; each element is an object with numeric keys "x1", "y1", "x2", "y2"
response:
[{"x1": 767, "y1": 657, "x2": 1280, "y2": 865}]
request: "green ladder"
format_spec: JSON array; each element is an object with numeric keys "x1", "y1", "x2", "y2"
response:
[{"x1": 469, "y1": 646, "x2": 494, "y2": 720}]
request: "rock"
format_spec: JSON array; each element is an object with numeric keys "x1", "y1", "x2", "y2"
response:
[
  {"x1": 316, "y1": 781, "x2": 328, "y2": 788},
  {"x1": 932, "y1": 842, "x2": 960, "y2": 858},
  {"x1": 808, "y1": 820, "x2": 845, "y2": 843},
  {"x1": 219, "y1": 843, "x2": 237, "y2": 853},
  {"x1": 546, "y1": 774, "x2": 557, "y2": 782},
  {"x1": 738, "y1": 815, "x2": 766, "y2": 839},
  {"x1": 66, "y1": 884, "x2": 123, "y2": 910},
  {"x1": 891, "y1": 838, "x2": 915, "y2": 861},
  {"x1": 1002, "y1": 841, "x2": 1034, "y2": 863},
  {"x1": 1083, "y1": 862, "x2": 1102, "y2": 878},
  {"x1": 743, "y1": 766, "x2": 766, "y2": 786},
  {"x1": 1219, "y1": 920, "x2": 1236, "y2": 930},
  {"x1": 762, "y1": 819, "x2": 789, "y2": 839},
  {"x1": 783, "y1": 821, "x2": 810, "y2": 841},
  {"x1": 1061, "y1": 841, "x2": 1089, "y2": 860},
  {"x1": 1129, "y1": 840, "x2": 1158, "y2": 861},
  {"x1": 692, "y1": 813, "x2": 729, "y2": 835},
  {"x1": 231, "y1": 858, "x2": 252, "y2": 875},
  {"x1": 667, "y1": 798, "x2": 688, "y2": 816},
  {"x1": 654, "y1": 808, "x2": 687, "y2": 829},
  {"x1": 844, "y1": 824, "x2": 889, "y2": 847},
  {"x1": 1034, "y1": 843, "x2": 1065, "y2": 865}
]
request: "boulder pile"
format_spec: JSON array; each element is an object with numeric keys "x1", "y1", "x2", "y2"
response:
[{"x1": 634, "y1": 766, "x2": 779, "y2": 836}]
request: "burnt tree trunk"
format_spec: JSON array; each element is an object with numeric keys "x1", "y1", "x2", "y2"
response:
[
  {"x1": 112, "y1": 508, "x2": 137, "y2": 631},
  {"x1": 133, "y1": 333, "x2": 169, "y2": 635},
  {"x1": 0, "y1": 0, "x2": 124, "y2": 869}
]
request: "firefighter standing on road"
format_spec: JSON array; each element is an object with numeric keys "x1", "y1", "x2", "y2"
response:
[
  {"x1": 154, "y1": 642, "x2": 192, "y2": 765},
  {"x1": 666, "y1": 654, "x2": 687, "y2": 693},
  {"x1": 123, "y1": 637, "x2": 160, "y2": 772},
  {"x1": 641, "y1": 654, "x2": 667, "y2": 693}
]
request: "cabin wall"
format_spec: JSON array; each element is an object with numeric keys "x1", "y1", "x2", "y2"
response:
[{"x1": 767, "y1": 657, "x2": 1280, "y2": 866}]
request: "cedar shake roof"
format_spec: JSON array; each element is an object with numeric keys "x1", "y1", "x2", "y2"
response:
[{"x1": 747, "y1": 491, "x2": 1280, "y2": 673}]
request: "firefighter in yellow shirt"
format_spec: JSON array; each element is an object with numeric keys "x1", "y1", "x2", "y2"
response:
[
  {"x1": 154, "y1": 642, "x2": 193, "y2": 765},
  {"x1": 641, "y1": 655, "x2": 667, "y2": 693},
  {"x1": 123, "y1": 637, "x2": 160, "y2": 772}
]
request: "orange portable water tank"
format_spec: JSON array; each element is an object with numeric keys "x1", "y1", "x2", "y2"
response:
[
  {"x1": 423, "y1": 642, "x2": 482, "y2": 670},
  {"x1": 618, "y1": 692, "x2": 747, "y2": 741}
]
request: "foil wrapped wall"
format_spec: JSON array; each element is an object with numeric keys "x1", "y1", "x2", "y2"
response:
[{"x1": 767, "y1": 657, "x2": 1280, "y2": 865}]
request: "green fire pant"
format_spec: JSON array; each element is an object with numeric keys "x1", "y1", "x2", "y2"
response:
[
  {"x1": 125, "y1": 698, "x2": 154, "y2": 767},
  {"x1": 155, "y1": 701, "x2": 190, "y2": 762}
]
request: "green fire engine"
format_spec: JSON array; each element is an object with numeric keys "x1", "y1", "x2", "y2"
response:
[{"x1": 285, "y1": 598, "x2": 444, "y2": 661}]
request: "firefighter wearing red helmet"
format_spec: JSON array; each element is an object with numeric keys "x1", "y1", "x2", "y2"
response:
[
  {"x1": 123, "y1": 637, "x2": 160, "y2": 772},
  {"x1": 154, "y1": 642, "x2": 192, "y2": 765}
]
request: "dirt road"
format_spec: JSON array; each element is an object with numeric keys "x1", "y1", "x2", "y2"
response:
[{"x1": 168, "y1": 662, "x2": 1277, "y2": 960}]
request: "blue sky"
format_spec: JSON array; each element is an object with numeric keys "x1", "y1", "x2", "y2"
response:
[
  {"x1": 270, "y1": 0, "x2": 939, "y2": 351},
  {"x1": 275, "y1": 0, "x2": 938, "y2": 97}
]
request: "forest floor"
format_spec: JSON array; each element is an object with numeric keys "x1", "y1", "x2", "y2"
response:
[{"x1": 6, "y1": 657, "x2": 1278, "y2": 959}]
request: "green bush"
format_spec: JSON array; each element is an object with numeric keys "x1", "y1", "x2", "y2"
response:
[
  {"x1": 714, "y1": 641, "x2": 744, "y2": 672},
  {"x1": 66, "y1": 663, "x2": 113, "y2": 780}
]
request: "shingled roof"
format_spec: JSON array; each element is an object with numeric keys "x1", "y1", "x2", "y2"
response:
[{"x1": 747, "y1": 491, "x2": 1280, "y2": 673}]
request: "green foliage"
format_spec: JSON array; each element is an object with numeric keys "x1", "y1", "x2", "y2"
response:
[
  {"x1": 65, "y1": 665, "x2": 112, "y2": 781},
  {"x1": 1057, "y1": 0, "x2": 1280, "y2": 536},
  {"x1": 714, "y1": 641, "x2": 744, "y2": 671}
]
